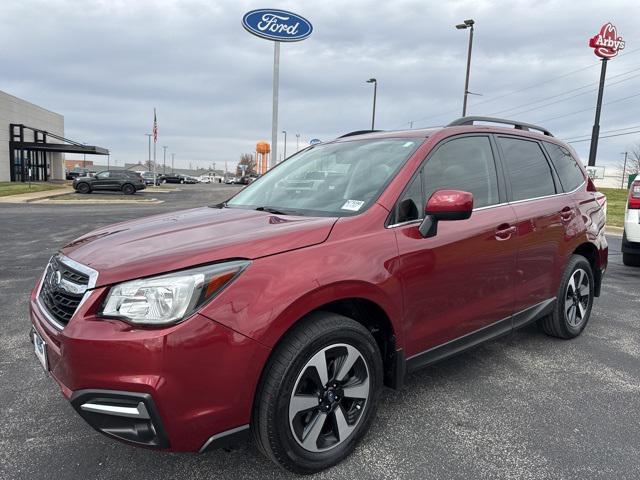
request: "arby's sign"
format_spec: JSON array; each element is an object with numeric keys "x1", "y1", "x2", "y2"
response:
[{"x1": 589, "y1": 23, "x2": 625, "y2": 59}]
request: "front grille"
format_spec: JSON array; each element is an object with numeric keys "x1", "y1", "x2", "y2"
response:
[{"x1": 38, "y1": 255, "x2": 91, "y2": 328}]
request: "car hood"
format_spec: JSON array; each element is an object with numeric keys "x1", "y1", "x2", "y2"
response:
[{"x1": 61, "y1": 207, "x2": 338, "y2": 287}]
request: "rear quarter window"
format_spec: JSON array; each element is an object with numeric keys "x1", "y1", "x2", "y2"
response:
[{"x1": 543, "y1": 142, "x2": 585, "y2": 192}]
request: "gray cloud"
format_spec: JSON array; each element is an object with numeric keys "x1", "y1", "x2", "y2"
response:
[{"x1": 0, "y1": 0, "x2": 637, "y2": 169}]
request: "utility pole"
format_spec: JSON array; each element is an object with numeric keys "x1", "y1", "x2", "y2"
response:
[
  {"x1": 171, "y1": 153, "x2": 175, "y2": 173},
  {"x1": 456, "y1": 19, "x2": 475, "y2": 117},
  {"x1": 366, "y1": 78, "x2": 377, "y2": 129},
  {"x1": 162, "y1": 146, "x2": 167, "y2": 175},
  {"x1": 621, "y1": 151, "x2": 629, "y2": 189}
]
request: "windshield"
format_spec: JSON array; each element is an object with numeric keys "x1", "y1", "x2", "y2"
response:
[{"x1": 226, "y1": 138, "x2": 420, "y2": 216}]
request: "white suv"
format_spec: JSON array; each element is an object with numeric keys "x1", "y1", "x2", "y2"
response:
[{"x1": 622, "y1": 178, "x2": 640, "y2": 266}]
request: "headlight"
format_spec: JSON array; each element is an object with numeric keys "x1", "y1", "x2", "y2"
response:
[{"x1": 100, "y1": 260, "x2": 249, "y2": 325}]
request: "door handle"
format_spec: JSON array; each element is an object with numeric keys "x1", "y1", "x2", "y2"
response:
[
  {"x1": 560, "y1": 206, "x2": 573, "y2": 222},
  {"x1": 495, "y1": 223, "x2": 517, "y2": 241}
]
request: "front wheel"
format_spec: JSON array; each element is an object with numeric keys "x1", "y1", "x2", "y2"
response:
[
  {"x1": 76, "y1": 182, "x2": 91, "y2": 194},
  {"x1": 252, "y1": 312, "x2": 382, "y2": 474},
  {"x1": 539, "y1": 255, "x2": 594, "y2": 339}
]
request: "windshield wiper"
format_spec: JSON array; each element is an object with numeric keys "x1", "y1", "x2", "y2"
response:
[{"x1": 255, "y1": 206, "x2": 289, "y2": 215}]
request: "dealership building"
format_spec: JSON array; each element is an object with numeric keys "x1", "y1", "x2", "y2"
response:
[{"x1": 0, "y1": 89, "x2": 107, "y2": 182}]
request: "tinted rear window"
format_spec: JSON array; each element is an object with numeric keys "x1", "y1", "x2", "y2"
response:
[
  {"x1": 543, "y1": 142, "x2": 585, "y2": 192},
  {"x1": 498, "y1": 137, "x2": 556, "y2": 201}
]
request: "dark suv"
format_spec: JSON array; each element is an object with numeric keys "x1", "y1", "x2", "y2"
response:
[
  {"x1": 73, "y1": 170, "x2": 146, "y2": 195},
  {"x1": 31, "y1": 117, "x2": 607, "y2": 473}
]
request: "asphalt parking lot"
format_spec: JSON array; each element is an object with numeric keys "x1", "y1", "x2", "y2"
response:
[{"x1": 1, "y1": 183, "x2": 638, "y2": 480}]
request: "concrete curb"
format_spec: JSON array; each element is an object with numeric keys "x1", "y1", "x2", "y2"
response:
[
  {"x1": 606, "y1": 226, "x2": 624, "y2": 237},
  {"x1": 33, "y1": 198, "x2": 164, "y2": 205},
  {"x1": 0, "y1": 188, "x2": 74, "y2": 203}
]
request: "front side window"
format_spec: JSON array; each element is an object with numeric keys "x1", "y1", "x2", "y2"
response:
[
  {"x1": 498, "y1": 137, "x2": 556, "y2": 201},
  {"x1": 96, "y1": 171, "x2": 110, "y2": 179},
  {"x1": 424, "y1": 136, "x2": 499, "y2": 209},
  {"x1": 543, "y1": 142, "x2": 585, "y2": 192},
  {"x1": 226, "y1": 139, "x2": 421, "y2": 216}
]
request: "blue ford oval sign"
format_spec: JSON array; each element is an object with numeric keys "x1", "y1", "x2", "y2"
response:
[{"x1": 242, "y1": 9, "x2": 313, "y2": 42}]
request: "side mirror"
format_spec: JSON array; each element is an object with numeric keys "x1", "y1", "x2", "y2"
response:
[{"x1": 419, "y1": 189, "x2": 473, "y2": 238}]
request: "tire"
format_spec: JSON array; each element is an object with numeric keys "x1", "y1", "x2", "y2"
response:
[
  {"x1": 180, "y1": 179, "x2": 185, "y2": 184},
  {"x1": 252, "y1": 312, "x2": 383, "y2": 474},
  {"x1": 539, "y1": 255, "x2": 594, "y2": 339},
  {"x1": 76, "y1": 182, "x2": 91, "y2": 194},
  {"x1": 122, "y1": 183, "x2": 135, "y2": 195},
  {"x1": 623, "y1": 252, "x2": 640, "y2": 267}
]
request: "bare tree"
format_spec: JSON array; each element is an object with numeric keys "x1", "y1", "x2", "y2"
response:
[
  {"x1": 236, "y1": 153, "x2": 256, "y2": 176},
  {"x1": 616, "y1": 143, "x2": 640, "y2": 188}
]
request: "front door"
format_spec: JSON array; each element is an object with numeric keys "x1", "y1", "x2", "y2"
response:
[{"x1": 391, "y1": 135, "x2": 518, "y2": 357}]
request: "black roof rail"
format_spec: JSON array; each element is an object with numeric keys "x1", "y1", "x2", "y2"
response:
[
  {"x1": 338, "y1": 129, "x2": 383, "y2": 138},
  {"x1": 447, "y1": 116, "x2": 554, "y2": 137}
]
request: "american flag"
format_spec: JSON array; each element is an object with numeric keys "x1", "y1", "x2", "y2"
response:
[{"x1": 153, "y1": 108, "x2": 158, "y2": 143}]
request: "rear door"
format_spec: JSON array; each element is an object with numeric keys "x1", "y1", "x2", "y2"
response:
[
  {"x1": 91, "y1": 171, "x2": 112, "y2": 191},
  {"x1": 496, "y1": 135, "x2": 574, "y2": 317},
  {"x1": 392, "y1": 135, "x2": 518, "y2": 357}
]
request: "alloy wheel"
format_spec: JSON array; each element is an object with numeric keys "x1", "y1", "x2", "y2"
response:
[
  {"x1": 564, "y1": 268, "x2": 590, "y2": 327},
  {"x1": 288, "y1": 343, "x2": 370, "y2": 453}
]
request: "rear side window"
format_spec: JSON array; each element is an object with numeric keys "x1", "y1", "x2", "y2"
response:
[
  {"x1": 423, "y1": 136, "x2": 499, "y2": 209},
  {"x1": 543, "y1": 142, "x2": 585, "y2": 192},
  {"x1": 498, "y1": 137, "x2": 556, "y2": 201}
]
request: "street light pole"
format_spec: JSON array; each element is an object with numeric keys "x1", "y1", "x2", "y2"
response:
[
  {"x1": 621, "y1": 151, "x2": 629, "y2": 189},
  {"x1": 171, "y1": 153, "x2": 175, "y2": 173},
  {"x1": 282, "y1": 130, "x2": 287, "y2": 160},
  {"x1": 366, "y1": 78, "x2": 377, "y2": 129},
  {"x1": 296, "y1": 133, "x2": 300, "y2": 152},
  {"x1": 162, "y1": 146, "x2": 167, "y2": 175},
  {"x1": 456, "y1": 19, "x2": 475, "y2": 117},
  {"x1": 144, "y1": 134, "x2": 152, "y2": 170}
]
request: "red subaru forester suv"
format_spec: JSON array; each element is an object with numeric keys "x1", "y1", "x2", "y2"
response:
[{"x1": 30, "y1": 117, "x2": 607, "y2": 474}]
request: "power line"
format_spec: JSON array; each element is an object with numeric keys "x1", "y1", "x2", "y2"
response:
[
  {"x1": 538, "y1": 92, "x2": 640, "y2": 123},
  {"x1": 563, "y1": 124, "x2": 640, "y2": 141},
  {"x1": 487, "y1": 67, "x2": 640, "y2": 117},
  {"x1": 403, "y1": 46, "x2": 640, "y2": 128},
  {"x1": 566, "y1": 129, "x2": 640, "y2": 144}
]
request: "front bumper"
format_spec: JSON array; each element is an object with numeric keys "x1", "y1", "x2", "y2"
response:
[{"x1": 30, "y1": 284, "x2": 270, "y2": 451}]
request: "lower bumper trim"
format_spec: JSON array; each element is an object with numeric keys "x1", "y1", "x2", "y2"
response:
[{"x1": 199, "y1": 424, "x2": 250, "y2": 453}]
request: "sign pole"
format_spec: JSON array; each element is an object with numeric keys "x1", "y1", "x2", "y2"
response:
[
  {"x1": 271, "y1": 41, "x2": 280, "y2": 169},
  {"x1": 588, "y1": 58, "x2": 608, "y2": 167}
]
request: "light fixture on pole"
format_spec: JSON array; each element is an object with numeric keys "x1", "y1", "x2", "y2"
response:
[
  {"x1": 296, "y1": 132, "x2": 300, "y2": 152},
  {"x1": 282, "y1": 130, "x2": 287, "y2": 160},
  {"x1": 366, "y1": 78, "x2": 377, "y2": 130},
  {"x1": 455, "y1": 19, "x2": 475, "y2": 117}
]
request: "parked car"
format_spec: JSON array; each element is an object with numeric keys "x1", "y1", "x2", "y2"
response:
[
  {"x1": 224, "y1": 176, "x2": 237, "y2": 184},
  {"x1": 72, "y1": 170, "x2": 146, "y2": 195},
  {"x1": 622, "y1": 177, "x2": 640, "y2": 266},
  {"x1": 238, "y1": 173, "x2": 259, "y2": 185},
  {"x1": 66, "y1": 168, "x2": 92, "y2": 180},
  {"x1": 162, "y1": 173, "x2": 189, "y2": 184},
  {"x1": 30, "y1": 117, "x2": 607, "y2": 474},
  {"x1": 135, "y1": 171, "x2": 162, "y2": 186}
]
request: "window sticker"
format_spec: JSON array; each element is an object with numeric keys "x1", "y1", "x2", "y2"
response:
[
  {"x1": 341, "y1": 200, "x2": 365, "y2": 211},
  {"x1": 403, "y1": 141, "x2": 415, "y2": 148}
]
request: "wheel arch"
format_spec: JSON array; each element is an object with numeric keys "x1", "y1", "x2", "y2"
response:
[{"x1": 573, "y1": 242, "x2": 602, "y2": 297}]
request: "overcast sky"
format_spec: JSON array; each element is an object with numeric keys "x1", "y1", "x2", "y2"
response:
[{"x1": 0, "y1": 0, "x2": 638, "y2": 170}]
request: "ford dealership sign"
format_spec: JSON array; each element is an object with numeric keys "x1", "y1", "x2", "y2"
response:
[{"x1": 242, "y1": 9, "x2": 313, "y2": 42}]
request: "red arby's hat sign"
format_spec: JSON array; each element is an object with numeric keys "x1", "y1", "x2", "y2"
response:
[{"x1": 589, "y1": 23, "x2": 625, "y2": 59}]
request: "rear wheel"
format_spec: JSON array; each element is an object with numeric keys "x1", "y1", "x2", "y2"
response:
[
  {"x1": 539, "y1": 255, "x2": 594, "y2": 339},
  {"x1": 76, "y1": 182, "x2": 91, "y2": 194},
  {"x1": 622, "y1": 252, "x2": 640, "y2": 267},
  {"x1": 252, "y1": 312, "x2": 382, "y2": 474},
  {"x1": 122, "y1": 183, "x2": 135, "y2": 195}
]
